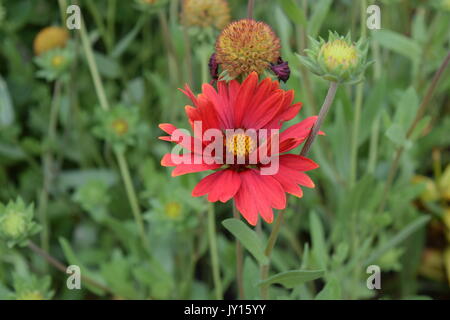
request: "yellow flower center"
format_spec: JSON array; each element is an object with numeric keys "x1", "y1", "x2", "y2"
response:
[
  {"x1": 320, "y1": 39, "x2": 358, "y2": 70},
  {"x1": 17, "y1": 291, "x2": 44, "y2": 300},
  {"x1": 51, "y1": 55, "x2": 64, "y2": 67},
  {"x1": 1, "y1": 212, "x2": 26, "y2": 238},
  {"x1": 226, "y1": 133, "x2": 256, "y2": 157},
  {"x1": 216, "y1": 19, "x2": 280, "y2": 78},
  {"x1": 111, "y1": 119, "x2": 129, "y2": 136},
  {"x1": 165, "y1": 202, "x2": 182, "y2": 220}
]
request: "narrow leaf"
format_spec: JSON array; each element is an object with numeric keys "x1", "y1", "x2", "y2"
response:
[
  {"x1": 222, "y1": 219, "x2": 268, "y2": 265},
  {"x1": 258, "y1": 269, "x2": 325, "y2": 289}
]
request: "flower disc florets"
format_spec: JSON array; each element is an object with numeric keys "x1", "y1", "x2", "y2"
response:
[
  {"x1": 215, "y1": 19, "x2": 281, "y2": 79},
  {"x1": 297, "y1": 31, "x2": 370, "y2": 84}
]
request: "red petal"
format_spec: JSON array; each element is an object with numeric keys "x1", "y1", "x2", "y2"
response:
[
  {"x1": 161, "y1": 153, "x2": 221, "y2": 176},
  {"x1": 234, "y1": 72, "x2": 258, "y2": 128},
  {"x1": 234, "y1": 169, "x2": 286, "y2": 225},
  {"x1": 192, "y1": 169, "x2": 241, "y2": 203}
]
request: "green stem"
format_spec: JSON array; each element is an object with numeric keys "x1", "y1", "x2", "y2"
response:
[
  {"x1": 367, "y1": 116, "x2": 380, "y2": 175},
  {"x1": 116, "y1": 150, "x2": 148, "y2": 249},
  {"x1": 38, "y1": 81, "x2": 62, "y2": 253},
  {"x1": 300, "y1": 81, "x2": 339, "y2": 156},
  {"x1": 260, "y1": 211, "x2": 284, "y2": 300},
  {"x1": 233, "y1": 202, "x2": 245, "y2": 299},
  {"x1": 79, "y1": 12, "x2": 148, "y2": 248},
  {"x1": 349, "y1": 0, "x2": 367, "y2": 188},
  {"x1": 79, "y1": 18, "x2": 110, "y2": 111},
  {"x1": 349, "y1": 82, "x2": 363, "y2": 187},
  {"x1": 247, "y1": 0, "x2": 255, "y2": 19},
  {"x1": 207, "y1": 202, "x2": 223, "y2": 299}
]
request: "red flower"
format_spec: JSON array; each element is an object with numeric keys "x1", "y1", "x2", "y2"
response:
[{"x1": 159, "y1": 72, "x2": 319, "y2": 226}]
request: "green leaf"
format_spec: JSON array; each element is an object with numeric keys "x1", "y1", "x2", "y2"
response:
[
  {"x1": 315, "y1": 276, "x2": 341, "y2": 299},
  {"x1": 94, "y1": 52, "x2": 122, "y2": 79},
  {"x1": 222, "y1": 218, "x2": 268, "y2": 265},
  {"x1": 258, "y1": 269, "x2": 324, "y2": 289},
  {"x1": 365, "y1": 215, "x2": 431, "y2": 265},
  {"x1": 0, "y1": 75, "x2": 14, "y2": 127},
  {"x1": 310, "y1": 211, "x2": 328, "y2": 269},
  {"x1": 307, "y1": 0, "x2": 332, "y2": 38},
  {"x1": 277, "y1": 0, "x2": 306, "y2": 26},
  {"x1": 111, "y1": 17, "x2": 145, "y2": 59},
  {"x1": 385, "y1": 123, "x2": 407, "y2": 146},
  {"x1": 372, "y1": 30, "x2": 421, "y2": 62}
]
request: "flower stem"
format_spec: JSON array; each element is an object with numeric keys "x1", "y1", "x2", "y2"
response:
[
  {"x1": 38, "y1": 80, "x2": 62, "y2": 253},
  {"x1": 207, "y1": 202, "x2": 223, "y2": 299},
  {"x1": 233, "y1": 202, "x2": 245, "y2": 299},
  {"x1": 78, "y1": 12, "x2": 148, "y2": 249},
  {"x1": 349, "y1": 0, "x2": 367, "y2": 188},
  {"x1": 28, "y1": 241, "x2": 113, "y2": 295},
  {"x1": 260, "y1": 210, "x2": 284, "y2": 300},
  {"x1": 116, "y1": 150, "x2": 148, "y2": 250},
  {"x1": 247, "y1": 0, "x2": 255, "y2": 19},
  {"x1": 349, "y1": 83, "x2": 363, "y2": 188},
  {"x1": 300, "y1": 81, "x2": 339, "y2": 156}
]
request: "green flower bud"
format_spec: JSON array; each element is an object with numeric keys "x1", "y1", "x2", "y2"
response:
[
  {"x1": 0, "y1": 198, "x2": 40, "y2": 248},
  {"x1": 12, "y1": 273, "x2": 53, "y2": 300},
  {"x1": 34, "y1": 44, "x2": 74, "y2": 82},
  {"x1": 297, "y1": 31, "x2": 371, "y2": 84}
]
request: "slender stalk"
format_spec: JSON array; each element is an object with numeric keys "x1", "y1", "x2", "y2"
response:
[
  {"x1": 378, "y1": 51, "x2": 450, "y2": 213},
  {"x1": 367, "y1": 40, "x2": 382, "y2": 175},
  {"x1": 116, "y1": 150, "x2": 148, "y2": 249},
  {"x1": 78, "y1": 13, "x2": 148, "y2": 248},
  {"x1": 79, "y1": 18, "x2": 110, "y2": 111},
  {"x1": 349, "y1": 83, "x2": 363, "y2": 186},
  {"x1": 38, "y1": 81, "x2": 62, "y2": 253},
  {"x1": 28, "y1": 241, "x2": 113, "y2": 295},
  {"x1": 349, "y1": 0, "x2": 367, "y2": 188},
  {"x1": 57, "y1": 0, "x2": 68, "y2": 23},
  {"x1": 260, "y1": 211, "x2": 284, "y2": 300},
  {"x1": 367, "y1": 116, "x2": 380, "y2": 175},
  {"x1": 300, "y1": 81, "x2": 339, "y2": 156},
  {"x1": 207, "y1": 203, "x2": 223, "y2": 299},
  {"x1": 247, "y1": 0, "x2": 255, "y2": 19},
  {"x1": 233, "y1": 202, "x2": 245, "y2": 299}
]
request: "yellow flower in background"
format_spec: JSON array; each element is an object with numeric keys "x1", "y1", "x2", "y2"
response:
[
  {"x1": 111, "y1": 118, "x2": 129, "y2": 136},
  {"x1": 51, "y1": 55, "x2": 65, "y2": 67},
  {"x1": 412, "y1": 175, "x2": 439, "y2": 202},
  {"x1": 182, "y1": 0, "x2": 230, "y2": 30},
  {"x1": 33, "y1": 26, "x2": 69, "y2": 56},
  {"x1": 164, "y1": 202, "x2": 182, "y2": 220},
  {"x1": 215, "y1": 19, "x2": 281, "y2": 79}
]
